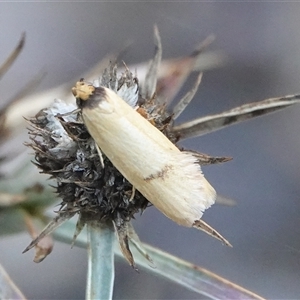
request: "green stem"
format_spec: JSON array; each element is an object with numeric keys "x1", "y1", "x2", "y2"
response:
[
  {"x1": 86, "y1": 221, "x2": 115, "y2": 300},
  {"x1": 54, "y1": 220, "x2": 265, "y2": 300}
]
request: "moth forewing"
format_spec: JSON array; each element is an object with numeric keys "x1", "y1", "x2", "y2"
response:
[{"x1": 76, "y1": 84, "x2": 216, "y2": 228}]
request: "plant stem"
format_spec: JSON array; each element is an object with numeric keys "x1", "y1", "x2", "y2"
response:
[{"x1": 86, "y1": 221, "x2": 115, "y2": 300}]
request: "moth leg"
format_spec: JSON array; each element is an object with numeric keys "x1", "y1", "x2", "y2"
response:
[
  {"x1": 95, "y1": 143, "x2": 105, "y2": 169},
  {"x1": 129, "y1": 186, "x2": 136, "y2": 202}
]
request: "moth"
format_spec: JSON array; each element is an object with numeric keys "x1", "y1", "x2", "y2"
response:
[{"x1": 73, "y1": 80, "x2": 231, "y2": 246}]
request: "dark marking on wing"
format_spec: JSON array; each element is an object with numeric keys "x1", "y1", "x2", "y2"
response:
[{"x1": 144, "y1": 165, "x2": 173, "y2": 182}]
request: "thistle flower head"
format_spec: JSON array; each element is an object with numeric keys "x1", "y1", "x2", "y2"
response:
[
  {"x1": 24, "y1": 29, "x2": 231, "y2": 267},
  {"x1": 27, "y1": 65, "x2": 150, "y2": 222}
]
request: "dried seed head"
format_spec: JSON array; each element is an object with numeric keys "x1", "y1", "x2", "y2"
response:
[
  {"x1": 24, "y1": 65, "x2": 153, "y2": 266},
  {"x1": 27, "y1": 93, "x2": 151, "y2": 222},
  {"x1": 24, "y1": 29, "x2": 231, "y2": 266}
]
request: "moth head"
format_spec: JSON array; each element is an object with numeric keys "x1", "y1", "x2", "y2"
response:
[
  {"x1": 72, "y1": 80, "x2": 115, "y2": 113},
  {"x1": 72, "y1": 79, "x2": 95, "y2": 101}
]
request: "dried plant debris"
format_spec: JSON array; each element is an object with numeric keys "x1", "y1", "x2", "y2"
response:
[
  {"x1": 0, "y1": 35, "x2": 27, "y2": 180},
  {"x1": 0, "y1": 33, "x2": 47, "y2": 233},
  {"x1": 0, "y1": 33, "x2": 25, "y2": 139},
  {"x1": 23, "y1": 28, "x2": 300, "y2": 267},
  {"x1": 143, "y1": 25, "x2": 162, "y2": 100},
  {"x1": 0, "y1": 33, "x2": 25, "y2": 80},
  {"x1": 155, "y1": 35, "x2": 215, "y2": 104},
  {"x1": 0, "y1": 33, "x2": 44, "y2": 158},
  {"x1": 24, "y1": 92, "x2": 151, "y2": 267},
  {"x1": 24, "y1": 63, "x2": 229, "y2": 267},
  {"x1": 174, "y1": 94, "x2": 300, "y2": 140}
]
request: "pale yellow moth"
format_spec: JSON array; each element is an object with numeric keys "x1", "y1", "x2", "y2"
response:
[{"x1": 73, "y1": 80, "x2": 230, "y2": 246}]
